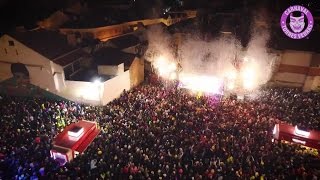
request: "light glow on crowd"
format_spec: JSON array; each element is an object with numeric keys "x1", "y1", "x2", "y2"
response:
[
  {"x1": 179, "y1": 73, "x2": 223, "y2": 94},
  {"x1": 153, "y1": 55, "x2": 224, "y2": 94},
  {"x1": 153, "y1": 54, "x2": 264, "y2": 94},
  {"x1": 153, "y1": 55, "x2": 177, "y2": 79},
  {"x1": 224, "y1": 68, "x2": 237, "y2": 90},
  {"x1": 240, "y1": 59, "x2": 259, "y2": 91},
  {"x1": 223, "y1": 57, "x2": 261, "y2": 91}
]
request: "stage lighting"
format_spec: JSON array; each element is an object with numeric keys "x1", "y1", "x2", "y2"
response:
[
  {"x1": 243, "y1": 80, "x2": 254, "y2": 90},
  {"x1": 93, "y1": 78, "x2": 102, "y2": 86}
]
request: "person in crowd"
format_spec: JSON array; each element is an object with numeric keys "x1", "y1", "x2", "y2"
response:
[{"x1": 0, "y1": 79, "x2": 320, "y2": 179}]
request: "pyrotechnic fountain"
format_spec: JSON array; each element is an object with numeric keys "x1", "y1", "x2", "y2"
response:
[{"x1": 145, "y1": 12, "x2": 276, "y2": 98}]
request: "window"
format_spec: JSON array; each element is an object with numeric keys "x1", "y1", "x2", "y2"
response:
[
  {"x1": 8, "y1": 40, "x2": 14, "y2": 46},
  {"x1": 16, "y1": 49, "x2": 18, "y2": 55},
  {"x1": 4, "y1": 48, "x2": 7, "y2": 54}
]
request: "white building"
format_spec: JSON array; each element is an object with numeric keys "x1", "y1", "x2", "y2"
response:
[{"x1": 0, "y1": 29, "x2": 144, "y2": 105}]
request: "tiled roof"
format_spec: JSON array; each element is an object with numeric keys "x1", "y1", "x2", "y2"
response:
[
  {"x1": 9, "y1": 29, "x2": 76, "y2": 60},
  {"x1": 53, "y1": 48, "x2": 89, "y2": 66},
  {"x1": 108, "y1": 34, "x2": 140, "y2": 49},
  {"x1": 9, "y1": 29, "x2": 89, "y2": 66}
]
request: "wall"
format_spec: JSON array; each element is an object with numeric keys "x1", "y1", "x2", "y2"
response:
[
  {"x1": 0, "y1": 35, "x2": 58, "y2": 92},
  {"x1": 50, "y1": 61, "x2": 66, "y2": 92},
  {"x1": 0, "y1": 62, "x2": 12, "y2": 81},
  {"x1": 312, "y1": 76, "x2": 320, "y2": 90},
  {"x1": 59, "y1": 80, "x2": 103, "y2": 105},
  {"x1": 59, "y1": 70, "x2": 130, "y2": 105},
  {"x1": 310, "y1": 53, "x2": 320, "y2": 67},
  {"x1": 281, "y1": 51, "x2": 312, "y2": 66},
  {"x1": 271, "y1": 50, "x2": 320, "y2": 91},
  {"x1": 102, "y1": 70, "x2": 130, "y2": 105},
  {"x1": 129, "y1": 57, "x2": 144, "y2": 88},
  {"x1": 273, "y1": 50, "x2": 312, "y2": 87},
  {"x1": 273, "y1": 73, "x2": 306, "y2": 87},
  {"x1": 303, "y1": 76, "x2": 315, "y2": 91},
  {"x1": 98, "y1": 63, "x2": 124, "y2": 76}
]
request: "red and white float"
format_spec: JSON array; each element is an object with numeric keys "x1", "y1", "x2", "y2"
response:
[
  {"x1": 273, "y1": 123, "x2": 320, "y2": 150},
  {"x1": 50, "y1": 120, "x2": 100, "y2": 165}
]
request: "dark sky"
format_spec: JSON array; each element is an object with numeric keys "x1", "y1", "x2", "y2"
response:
[
  {"x1": 0, "y1": 0, "x2": 67, "y2": 33},
  {"x1": 0, "y1": 0, "x2": 319, "y2": 34}
]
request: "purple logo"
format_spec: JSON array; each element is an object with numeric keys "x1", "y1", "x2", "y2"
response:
[{"x1": 280, "y1": 5, "x2": 314, "y2": 39}]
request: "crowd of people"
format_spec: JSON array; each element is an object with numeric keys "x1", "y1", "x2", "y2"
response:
[{"x1": 0, "y1": 79, "x2": 320, "y2": 179}]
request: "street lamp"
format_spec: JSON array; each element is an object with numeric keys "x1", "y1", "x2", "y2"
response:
[
  {"x1": 93, "y1": 78, "x2": 102, "y2": 86},
  {"x1": 92, "y1": 78, "x2": 103, "y2": 105}
]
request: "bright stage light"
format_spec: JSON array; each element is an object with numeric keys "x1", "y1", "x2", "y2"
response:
[
  {"x1": 243, "y1": 80, "x2": 254, "y2": 90},
  {"x1": 227, "y1": 81, "x2": 235, "y2": 90},
  {"x1": 169, "y1": 72, "x2": 177, "y2": 80},
  {"x1": 153, "y1": 55, "x2": 177, "y2": 79},
  {"x1": 154, "y1": 56, "x2": 166, "y2": 67},
  {"x1": 93, "y1": 78, "x2": 102, "y2": 86},
  {"x1": 241, "y1": 68, "x2": 255, "y2": 80},
  {"x1": 240, "y1": 63, "x2": 258, "y2": 91},
  {"x1": 226, "y1": 70, "x2": 237, "y2": 80},
  {"x1": 179, "y1": 73, "x2": 223, "y2": 94},
  {"x1": 168, "y1": 63, "x2": 177, "y2": 71}
]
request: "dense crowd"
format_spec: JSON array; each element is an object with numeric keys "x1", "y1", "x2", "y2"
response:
[{"x1": 0, "y1": 81, "x2": 320, "y2": 179}]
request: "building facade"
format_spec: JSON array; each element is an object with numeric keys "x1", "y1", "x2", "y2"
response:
[
  {"x1": 271, "y1": 50, "x2": 320, "y2": 91},
  {"x1": 0, "y1": 29, "x2": 144, "y2": 105}
]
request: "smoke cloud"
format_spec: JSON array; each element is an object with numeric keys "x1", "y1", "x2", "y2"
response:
[
  {"x1": 145, "y1": 25, "x2": 175, "y2": 63},
  {"x1": 244, "y1": 8, "x2": 277, "y2": 87},
  {"x1": 178, "y1": 36, "x2": 241, "y2": 78},
  {"x1": 145, "y1": 8, "x2": 276, "y2": 91}
]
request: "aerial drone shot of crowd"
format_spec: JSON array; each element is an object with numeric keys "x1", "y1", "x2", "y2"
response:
[{"x1": 0, "y1": 76, "x2": 320, "y2": 179}]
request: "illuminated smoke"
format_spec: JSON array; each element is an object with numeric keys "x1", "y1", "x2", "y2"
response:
[
  {"x1": 243, "y1": 8, "x2": 277, "y2": 89},
  {"x1": 144, "y1": 8, "x2": 276, "y2": 93},
  {"x1": 178, "y1": 36, "x2": 241, "y2": 79},
  {"x1": 145, "y1": 25, "x2": 175, "y2": 63}
]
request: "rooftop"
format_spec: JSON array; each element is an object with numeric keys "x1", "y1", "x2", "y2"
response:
[
  {"x1": 61, "y1": 8, "x2": 140, "y2": 28},
  {"x1": 9, "y1": 29, "x2": 84, "y2": 66},
  {"x1": 93, "y1": 47, "x2": 136, "y2": 67},
  {"x1": 108, "y1": 34, "x2": 140, "y2": 49},
  {"x1": 54, "y1": 48, "x2": 89, "y2": 67},
  {"x1": 70, "y1": 69, "x2": 115, "y2": 82},
  {"x1": 9, "y1": 29, "x2": 75, "y2": 59},
  {"x1": 145, "y1": 22, "x2": 168, "y2": 30}
]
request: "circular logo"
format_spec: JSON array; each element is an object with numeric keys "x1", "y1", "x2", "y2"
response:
[{"x1": 280, "y1": 5, "x2": 314, "y2": 39}]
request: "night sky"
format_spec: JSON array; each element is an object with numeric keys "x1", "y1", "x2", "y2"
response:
[
  {"x1": 0, "y1": 0, "x2": 67, "y2": 33},
  {"x1": 0, "y1": 0, "x2": 319, "y2": 35}
]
